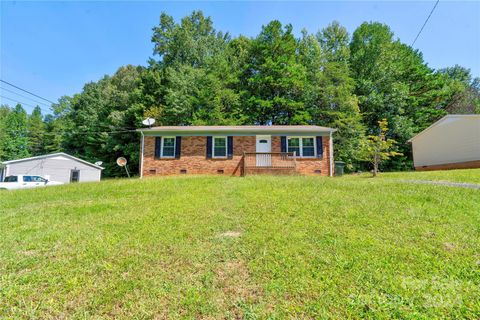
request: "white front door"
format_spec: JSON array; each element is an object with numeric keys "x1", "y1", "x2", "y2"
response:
[{"x1": 256, "y1": 135, "x2": 272, "y2": 167}]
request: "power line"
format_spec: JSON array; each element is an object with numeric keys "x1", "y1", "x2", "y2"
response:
[
  {"x1": 8, "y1": 127, "x2": 139, "y2": 136},
  {"x1": 0, "y1": 95, "x2": 51, "y2": 114},
  {"x1": 411, "y1": 0, "x2": 440, "y2": 46},
  {"x1": 0, "y1": 79, "x2": 56, "y2": 105},
  {"x1": 0, "y1": 86, "x2": 51, "y2": 108},
  {"x1": 1, "y1": 95, "x2": 38, "y2": 109},
  {"x1": 43, "y1": 129, "x2": 138, "y2": 136}
]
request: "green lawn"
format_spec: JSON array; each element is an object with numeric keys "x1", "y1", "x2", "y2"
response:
[
  {"x1": 377, "y1": 168, "x2": 480, "y2": 184},
  {"x1": 1, "y1": 174, "x2": 479, "y2": 319}
]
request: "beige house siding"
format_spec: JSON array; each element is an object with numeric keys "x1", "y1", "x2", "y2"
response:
[{"x1": 410, "y1": 115, "x2": 480, "y2": 169}]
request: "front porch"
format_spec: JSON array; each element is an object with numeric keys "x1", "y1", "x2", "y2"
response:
[{"x1": 242, "y1": 152, "x2": 298, "y2": 175}]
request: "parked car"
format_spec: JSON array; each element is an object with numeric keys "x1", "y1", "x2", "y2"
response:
[{"x1": 0, "y1": 175, "x2": 64, "y2": 190}]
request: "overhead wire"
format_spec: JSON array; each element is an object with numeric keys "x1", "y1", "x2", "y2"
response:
[
  {"x1": 0, "y1": 79, "x2": 56, "y2": 105},
  {"x1": 0, "y1": 86, "x2": 52, "y2": 108},
  {"x1": 0, "y1": 94, "x2": 42, "y2": 110},
  {"x1": 411, "y1": 0, "x2": 440, "y2": 47}
]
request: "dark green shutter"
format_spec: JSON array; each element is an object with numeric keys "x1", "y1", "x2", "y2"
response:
[
  {"x1": 155, "y1": 137, "x2": 162, "y2": 159},
  {"x1": 206, "y1": 136, "x2": 212, "y2": 158},
  {"x1": 281, "y1": 136, "x2": 287, "y2": 152},
  {"x1": 316, "y1": 136, "x2": 323, "y2": 158},
  {"x1": 227, "y1": 136, "x2": 233, "y2": 159},
  {"x1": 175, "y1": 136, "x2": 181, "y2": 159}
]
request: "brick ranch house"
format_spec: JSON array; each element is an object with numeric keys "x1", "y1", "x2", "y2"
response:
[{"x1": 137, "y1": 126, "x2": 336, "y2": 177}]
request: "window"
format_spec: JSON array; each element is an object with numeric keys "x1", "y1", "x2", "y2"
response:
[
  {"x1": 161, "y1": 137, "x2": 176, "y2": 158},
  {"x1": 32, "y1": 176, "x2": 46, "y2": 182},
  {"x1": 302, "y1": 137, "x2": 315, "y2": 157},
  {"x1": 23, "y1": 176, "x2": 33, "y2": 182},
  {"x1": 70, "y1": 170, "x2": 80, "y2": 183},
  {"x1": 287, "y1": 137, "x2": 316, "y2": 157},
  {"x1": 4, "y1": 176, "x2": 18, "y2": 182},
  {"x1": 287, "y1": 138, "x2": 300, "y2": 155},
  {"x1": 213, "y1": 137, "x2": 227, "y2": 158}
]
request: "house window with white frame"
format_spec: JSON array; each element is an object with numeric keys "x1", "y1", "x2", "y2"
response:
[
  {"x1": 213, "y1": 137, "x2": 227, "y2": 158},
  {"x1": 161, "y1": 137, "x2": 176, "y2": 158},
  {"x1": 287, "y1": 137, "x2": 316, "y2": 157}
]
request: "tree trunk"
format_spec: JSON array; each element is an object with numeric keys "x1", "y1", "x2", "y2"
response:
[{"x1": 373, "y1": 155, "x2": 378, "y2": 177}]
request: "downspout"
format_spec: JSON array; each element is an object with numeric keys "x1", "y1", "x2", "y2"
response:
[
  {"x1": 329, "y1": 131, "x2": 334, "y2": 177},
  {"x1": 140, "y1": 131, "x2": 145, "y2": 179}
]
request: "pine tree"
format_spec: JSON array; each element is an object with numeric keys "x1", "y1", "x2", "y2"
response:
[
  {"x1": 244, "y1": 21, "x2": 307, "y2": 124},
  {"x1": 27, "y1": 106, "x2": 46, "y2": 156}
]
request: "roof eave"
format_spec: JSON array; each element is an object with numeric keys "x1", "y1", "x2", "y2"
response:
[
  {"x1": 2, "y1": 152, "x2": 104, "y2": 170},
  {"x1": 136, "y1": 128, "x2": 337, "y2": 134}
]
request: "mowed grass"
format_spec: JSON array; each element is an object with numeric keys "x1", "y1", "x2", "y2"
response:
[
  {"x1": 378, "y1": 168, "x2": 480, "y2": 184},
  {"x1": 1, "y1": 174, "x2": 479, "y2": 319}
]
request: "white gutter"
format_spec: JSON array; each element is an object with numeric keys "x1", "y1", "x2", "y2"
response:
[
  {"x1": 140, "y1": 131, "x2": 145, "y2": 179},
  {"x1": 329, "y1": 131, "x2": 334, "y2": 177}
]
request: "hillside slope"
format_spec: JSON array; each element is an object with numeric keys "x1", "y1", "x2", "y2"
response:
[{"x1": 1, "y1": 175, "x2": 479, "y2": 318}]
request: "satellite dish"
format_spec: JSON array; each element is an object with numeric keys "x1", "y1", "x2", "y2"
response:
[
  {"x1": 94, "y1": 161, "x2": 103, "y2": 166},
  {"x1": 116, "y1": 157, "x2": 127, "y2": 167},
  {"x1": 116, "y1": 157, "x2": 130, "y2": 178},
  {"x1": 142, "y1": 118, "x2": 156, "y2": 127}
]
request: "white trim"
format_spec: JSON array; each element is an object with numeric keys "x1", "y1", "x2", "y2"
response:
[
  {"x1": 329, "y1": 132, "x2": 334, "y2": 177},
  {"x1": 212, "y1": 136, "x2": 228, "y2": 158},
  {"x1": 138, "y1": 125, "x2": 337, "y2": 135},
  {"x1": 160, "y1": 136, "x2": 176, "y2": 158},
  {"x1": 287, "y1": 136, "x2": 316, "y2": 158}
]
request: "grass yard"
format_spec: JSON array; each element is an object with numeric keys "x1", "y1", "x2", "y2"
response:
[
  {"x1": 377, "y1": 168, "x2": 480, "y2": 184},
  {"x1": 1, "y1": 173, "x2": 479, "y2": 319}
]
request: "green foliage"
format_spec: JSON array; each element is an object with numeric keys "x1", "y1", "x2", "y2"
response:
[
  {"x1": 438, "y1": 65, "x2": 480, "y2": 114},
  {"x1": 360, "y1": 119, "x2": 403, "y2": 176},
  {"x1": 27, "y1": 106, "x2": 46, "y2": 156},
  {"x1": 1, "y1": 11, "x2": 477, "y2": 174},
  {"x1": 349, "y1": 22, "x2": 470, "y2": 170},
  {"x1": 244, "y1": 21, "x2": 307, "y2": 124},
  {"x1": 0, "y1": 104, "x2": 30, "y2": 160}
]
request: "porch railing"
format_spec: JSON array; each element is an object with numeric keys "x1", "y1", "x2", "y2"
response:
[{"x1": 243, "y1": 152, "x2": 297, "y2": 174}]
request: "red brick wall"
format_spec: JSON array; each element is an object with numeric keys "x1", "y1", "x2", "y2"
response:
[{"x1": 142, "y1": 135, "x2": 332, "y2": 177}]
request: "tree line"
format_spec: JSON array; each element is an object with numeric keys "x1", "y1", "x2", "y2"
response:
[{"x1": 1, "y1": 11, "x2": 479, "y2": 176}]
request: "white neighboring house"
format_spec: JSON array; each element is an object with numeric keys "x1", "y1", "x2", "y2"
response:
[
  {"x1": 408, "y1": 115, "x2": 480, "y2": 171},
  {"x1": 0, "y1": 153, "x2": 103, "y2": 183}
]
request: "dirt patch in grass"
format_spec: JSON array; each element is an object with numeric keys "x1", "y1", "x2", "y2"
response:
[
  {"x1": 443, "y1": 242, "x2": 456, "y2": 252},
  {"x1": 215, "y1": 260, "x2": 262, "y2": 317},
  {"x1": 17, "y1": 249, "x2": 37, "y2": 256},
  {"x1": 218, "y1": 231, "x2": 242, "y2": 238}
]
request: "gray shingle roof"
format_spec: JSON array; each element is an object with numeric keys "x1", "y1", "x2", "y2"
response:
[{"x1": 137, "y1": 125, "x2": 336, "y2": 134}]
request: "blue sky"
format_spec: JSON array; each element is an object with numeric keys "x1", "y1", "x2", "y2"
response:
[{"x1": 1, "y1": 1, "x2": 479, "y2": 114}]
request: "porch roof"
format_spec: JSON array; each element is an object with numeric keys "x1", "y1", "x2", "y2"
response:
[{"x1": 137, "y1": 125, "x2": 336, "y2": 136}]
